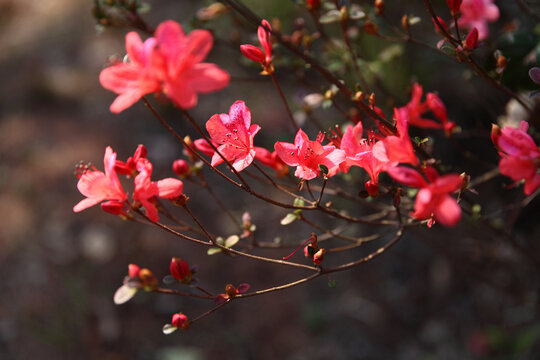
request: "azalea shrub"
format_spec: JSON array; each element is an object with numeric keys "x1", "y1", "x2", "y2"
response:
[{"x1": 81, "y1": 0, "x2": 539, "y2": 345}]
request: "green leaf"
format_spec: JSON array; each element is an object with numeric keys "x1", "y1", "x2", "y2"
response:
[
  {"x1": 225, "y1": 235, "x2": 239, "y2": 248},
  {"x1": 319, "y1": 164, "x2": 329, "y2": 176},
  {"x1": 293, "y1": 198, "x2": 305, "y2": 207},
  {"x1": 207, "y1": 247, "x2": 222, "y2": 255},
  {"x1": 328, "y1": 279, "x2": 337, "y2": 288},
  {"x1": 162, "y1": 324, "x2": 178, "y2": 335},
  {"x1": 280, "y1": 213, "x2": 298, "y2": 225},
  {"x1": 319, "y1": 10, "x2": 341, "y2": 24}
]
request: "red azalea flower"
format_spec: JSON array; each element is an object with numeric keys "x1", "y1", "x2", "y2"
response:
[
  {"x1": 115, "y1": 144, "x2": 147, "y2": 177},
  {"x1": 275, "y1": 129, "x2": 346, "y2": 180},
  {"x1": 373, "y1": 108, "x2": 419, "y2": 167},
  {"x1": 387, "y1": 166, "x2": 463, "y2": 227},
  {"x1": 240, "y1": 19, "x2": 274, "y2": 73},
  {"x1": 100, "y1": 20, "x2": 230, "y2": 113},
  {"x1": 74, "y1": 146, "x2": 128, "y2": 213},
  {"x1": 492, "y1": 121, "x2": 540, "y2": 195},
  {"x1": 133, "y1": 158, "x2": 184, "y2": 222},
  {"x1": 403, "y1": 83, "x2": 455, "y2": 134},
  {"x1": 458, "y1": 0, "x2": 499, "y2": 40},
  {"x1": 338, "y1": 122, "x2": 388, "y2": 196},
  {"x1": 206, "y1": 101, "x2": 261, "y2": 172}
]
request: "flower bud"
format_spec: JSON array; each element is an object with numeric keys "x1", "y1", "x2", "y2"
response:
[
  {"x1": 173, "y1": 159, "x2": 191, "y2": 177},
  {"x1": 171, "y1": 312, "x2": 189, "y2": 330},
  {"x1": 446, "y1": 0, "x2": 462, "y2": 16},
  {"x1": 306, "y1": 0, "x2": 321, "y2": 11},
  {"x1": 433, "y1": 16, "x2": 448, "y2": 33},
  {"x1": 374, "y1": 0, "x2": 384, "y2": 15},
  {"x1": 313, "y1": 248, "x2": 326, "y2": 264},
  {"x1": 464, "y1": 27, "x2": 478, "y2": 50},
  {"x1": 170, "y1": 257, "x2": 193, "y2": 284},
  {"x1": 225, "y1": 284, "x2": 237, "y2": 298},
  {"x1": 128, "y1": 264, "x2": 140, "y2": 278},
  {"x1": 139, "y1": 268, "x2": 158, "y2": 291},
  {"x1": 365, "y1": 180, "x2": 379, "y2": 197},
  {"x1": 363, "y1": 20, "x2": 378, "y2": 35}
]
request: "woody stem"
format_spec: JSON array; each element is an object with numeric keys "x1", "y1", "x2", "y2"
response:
[{"x1": 269, "y1": 71, "x2": 299, "y2": 133}]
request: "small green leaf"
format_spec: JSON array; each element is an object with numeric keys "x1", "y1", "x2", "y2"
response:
[
  {"x1": 162, "y1": 324, "x2": 178, "y2": 335},
  {"x1": 215, "y1": 236, "x2": 225, "y2": 246},
  {"x1": 207, "y1": 247, "x2": 222, "y2": 255},
  {"x1": 225, "y1": 235, "x2": 239, "y2": 248},
  {"x1": 319, "y1": 164, "x2": 329, "y2": 176},
  {"x1": 321, "y1": 99, "x2": 333, "y2": 109},
  {"x1": 293, "y1": 198, "x2": 305, "y2": 207},
  {"x1": 409, "y1": 16, "x2": 421, "y2": 25},
  {"x1": 319, "y1": 10, "x2": 341, "y2": 24},
  {"x1": 281, "y1": 213, "x2": 298, "y2": 225},
  {"x1": 328, "y1": 279, "x2": 337, "y2": 288},
  {"x1": 113, "y1": 285, "x2": 138, "y2": 305}
]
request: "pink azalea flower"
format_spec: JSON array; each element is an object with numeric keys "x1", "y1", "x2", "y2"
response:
[
  {"x1": 403, "y1": 83, "x2": 455, "y2": 135},
  {"x1": 373, "y1": 108, "x2": 419, "y2": 166},
  {"x1": 100, "y1": 20, "x2": 230, "y2": 113},
  {"x1": 206, "y1": 101, "x2": 261, "y2": 172},
  {"x1": 115, "y1": 144, "x2": 147, "y2": 177},
  {"x1": 275, "y1": 129, "x2": 346, "y2": 180},
  {"x1": 387, "y1": 166, "x2": 463, "y2": 227},
  {"x1": 133, "y1": 158, "x2": 184, "y2": 222},
  {"x1": 74, "y1": 146, "x2": 128, "y2": 213},
  {"x1": 240, "y1": 19, "x2": 273, "y2": 73},
  {"x1": 492, "y1": 121, "x2": 540, "y2": 195},
  {"x1": 339, "y1": 122, "x2": 388, "y2": 196},
  {"x1": 458, "y1": 0, "x2": 499, "y2": 40}
]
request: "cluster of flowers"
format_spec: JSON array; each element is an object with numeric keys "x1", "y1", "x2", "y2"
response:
[
  {"x1": 435, "y1": 0, "x2": 499, "y2": 51},
  {"x1": 74, "y1": 145, "x2": 184, "y2": 222}
]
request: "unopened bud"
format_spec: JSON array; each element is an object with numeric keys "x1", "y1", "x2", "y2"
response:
[
  {"x1": 128, "y1": 264, "x2": 140, "y2": 278},
  {"x1": 171, "y1": 313, "x2": 189, "y2": 330},
  {"x1": 170, "y1": 257, "x2": 192, "y2": 284},
  {"x1": 313, "y1": 248, "x2": 326, "y2": 264},
  {"x1": 464, "y1": 27, "x2": 478, "y2": 50},
  {"x1": 365, "y1": 180, "x2": 379, "y2": 197},
  {"x1": 173, "y1": 159, "x2": 191, "y2": 177},
  {"x1": 446, "y1": 0, "x2": 462, "y2": 16},
  {"x1": 368, "y1": 93, "x2": 376, "y2": 107},
  {"x1": 374, "y1": 0, "x2": 384, "y2": 15},
  {"x1": 225, "y1": 284, "x2": 237, "y2": 298},
  {"x1": 139, "y1": 268, "x2": 157, "y2": 290},
  {"x1": 401, "y1": 15, "x2": 410, "y2": 32},
  {"x1": 364, "y1": 20, "x2": 378, "y2": 35}
]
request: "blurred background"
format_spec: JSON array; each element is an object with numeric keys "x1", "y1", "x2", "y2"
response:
[{"x1": 0, "y1": 0, "x2": 539, "y2": 359}]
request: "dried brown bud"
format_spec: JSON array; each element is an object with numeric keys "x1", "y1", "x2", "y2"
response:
[{"x1": 225, "y1": 284, "x2": 237, "y2": 298}]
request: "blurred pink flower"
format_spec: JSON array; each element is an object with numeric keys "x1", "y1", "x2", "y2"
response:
[
  {"x1": 74, "y1": 146, "x2": 127, "y2": 213},
  {"x1": 275, "y1": 129, "x2": 346, "y2": 180},
  {"x1": 492, "y1": 121, "x2": 540, "y2": 195},
  {"x1": 100, "y1": 20, "x2": 230, "y2": 113},
  {"x1": 459, "y1": 0, "x2": 499, "y2": 40},
  {"x1": 206, "y1": 101, "x2": 261, "y2": 171}
]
